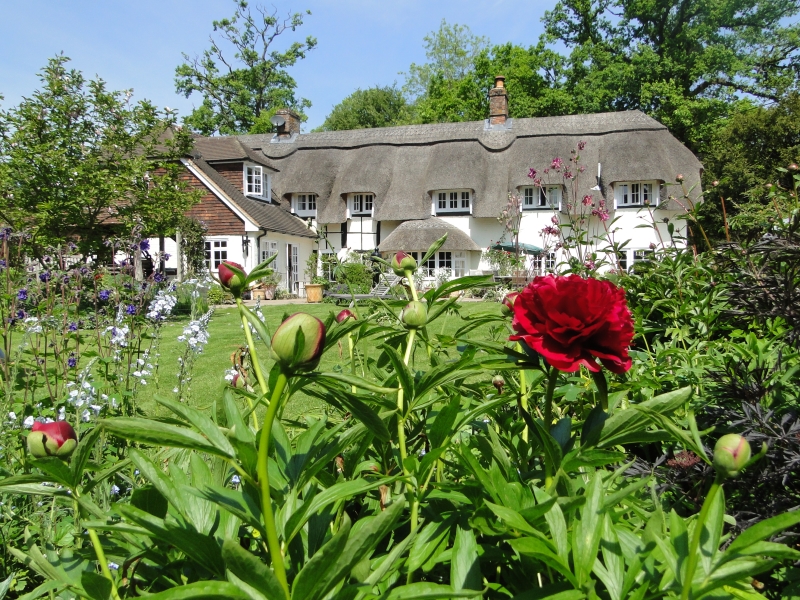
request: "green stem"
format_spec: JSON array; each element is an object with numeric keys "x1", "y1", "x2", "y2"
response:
[
  {"x1": 347, "y1": 333, "x2": 356, "y2": 394},
  {"x1": 682, "y1": 473, "x2": 725, "y2": 600},
  {"x1": 405, "y1": 269, "x2": 419, "y2": 302},
  {"x1": 543, "y1": 367, "x2": 559, "y2": 489},
  {"x1": 257, "y1": 370, "x2": 290, "y2": 600},
  {"x1": 590, "y1": 370, "x2": 608, "y2": 411},
  {"x1": 396, "y1": 328, "x2": 417, "y2": 473},
  {"x1": 516, "y1": 343, "x2": 529, "y2": 443},
  {"x1": 87, "y1": 527, "x2": 122, "y2": 600},
  {"x1": 236, "y1": 298, "x2": 265, "y2": 430}
]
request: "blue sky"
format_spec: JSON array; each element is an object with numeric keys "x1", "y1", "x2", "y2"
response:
[{"x1": 0, "y1": 0, "x2": 552, "y2": 131}]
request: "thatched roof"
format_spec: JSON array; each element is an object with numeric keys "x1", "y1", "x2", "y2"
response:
[
  {"x1": 234, "y1": 110, "x2": 702, "y2": 224},
  {"x1": 378, "y1": 218, "x2": 482, "y2": 253},
  {"x1": 192, "y1": 136, "x2": 278, "y2": 171}
]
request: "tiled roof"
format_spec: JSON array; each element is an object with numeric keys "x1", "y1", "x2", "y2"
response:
[{"x1": 191, "y1": 159, "x2": 314, "y2": 238}]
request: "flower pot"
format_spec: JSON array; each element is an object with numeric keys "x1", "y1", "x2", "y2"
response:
[
  {"x1": 305, "y1": 283, "x2": 324, "y2": 303},
  {"x1": 264, "y1": 285, "x2": 277, "y2": 300},
  {"x1": 252, "y1": 289, "x2": 266, "y2": 301}
]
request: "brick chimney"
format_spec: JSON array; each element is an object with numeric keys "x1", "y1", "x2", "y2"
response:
[
  {"x1": 488, "y1": 75, "x2": 508, "y2": 126},
  {"x1": 274, "y1": 108, "x2": 301, "y2": 138}
]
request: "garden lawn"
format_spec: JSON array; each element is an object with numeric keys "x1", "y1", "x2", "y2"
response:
[{"x1": 142, "y1": 300, "x2": 501, "y2": 421}]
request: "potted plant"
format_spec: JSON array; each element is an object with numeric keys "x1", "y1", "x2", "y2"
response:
[
  {"x1": 255, "y1": 272, "x2": 281, "y2": 301},
  {"x1": 305, "y1": 275, "x2": 327, "y2": 303}
]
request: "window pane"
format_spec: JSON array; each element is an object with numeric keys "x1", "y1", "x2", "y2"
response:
[
  {"x1": 365, "y1": 194, "x2": 373, "y2": 211},
  {"x1": 461, "y1": 191, "x2": 470, "y2": 208},
  {"x1": 524, "y1": 188, "x2": 534, "y2": 206},
  {"x1": 449, "y1": 192, "x2": 457, "y2": 209},
  {"x1": 438, "y1": 251, "x2": 452, "y2": 269},
  {"x1": 309, "y1": 194, "x2": 316, "y2": 210}
]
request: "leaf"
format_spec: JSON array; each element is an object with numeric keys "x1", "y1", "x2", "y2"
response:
[
  {"x1": 70, "y1": 425, "x2": 102, "y2": 488},
  {"x1": 284, "y1": 476, "x2": 398, "y2": 543},
  {"x1": 130, "y1": 485, "x2": 168, "y2": 519},
  {"x1": 699, "y1": 484, "x2": 725, "y2": 574},
  {"x1": 240, "y1": 304, "x2": 272, "y2": 348},
  {"x1": 726, "y1": 509, "x2": 800, "y2": 555},
  {"x1": 81, "y1": 570, "x2": 112, "y2": 600},
  {"x1": 572, "y1": 472, "x2": 604, "y2": 587},
  {"x1": 580, "y1": 404, "x2": 608, "y2": 448},
  {"x1": 381, "y1": 344, "x2": 414, "y2": 404},
  {"x1": 136, "y1": 581, "x2": 251, "y2": 600},
  {"x1": 222, "y1": 540, "x2": 285, "y2": 600},
  {"x1": 484, "y1": 501, "x2": 551, "y2": 540},
  {"x1": 451, "y1": 522, "x2": 481, "y2": 593},
  {"x1": 336, "y1": 392, "x2": 391, "y2": 442},
  {"x1": 156, "y1": 395, "x2": 236, "y2": 458},
  {"x1": 128, "y1": 449, "x2": 185, "y2": 519},
  {"x1": 428, "y1": 394, "x2": 461, "y2": 450},
  {"x1": 291, "y1": 516, "x2": 351, "y2": 600},
  {"x1": 508, "y1": 537, "x2": 579, "y2": 587},
  {"x1": 599, "y1": 386, "x2": 692, "y2": 448},
  {"x1": 311, "y1": 372, "x2": 397, "y2": 395},
  {"x1": 420, "y1": 234, "x2": 448, "y2": 268},
  {"x1": 409, "y1": 515, "x2": 456, "y2": 573},
  {"x1": 100, "y1": 418, "x2": 230, "y2": 458},
  {"x1": 192, "y1": 485, "x2": 265, "y2": 538},
  {"x1": 385, "y1": 583, "x2": 480, "y2": 599},
  {"x1": 29, "y1": 458, "x2": 73, "y2": 487},
  {"x1": 224, "y1": 388, "x2": 256, "y2": 444},
  {"x1": 522, "y1": 412, "x2": 563, "y2": 473}
]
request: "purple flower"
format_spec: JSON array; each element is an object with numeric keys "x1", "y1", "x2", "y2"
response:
[
  {"x1": 582, "y1": 195, "x2": 594, "y2": 206},
  {"x1": 153, "y1": 272, "x2": 165, "y2": 283},
  {"x1": 43, "y1": 255, "x2": 51, "y2": 264},
  {"x1": 139, "y1": 239, "x2": 150, "y2": 252},
  {"x1": 527, "y1": 168, "x2": 537, "y2": 179},
  {"x1": 16, "y1": 309, "x2": 26, "y2": 319},
  {"x1": 98, "y1": 290, "x2": 110, "y2": 301},
  {"x1": 126, "y1": 305, "x2": 137, "y2": 315},
  {"x1": 577, "y1": 140, "x2": 586, "y2": 151},
  {"x1": 17, "y1": 289, "x2": 28, "y2": 301},
  {"x1": 80, "y1": 267, "x2": 89, "y2": 275},
  {"x1": 68, "y1": 322, "x2": 78, "y2": 332},
  {"x1": 163, "y1": 253, "x2": 171, "y2": 261},
  {"x1": 39, "y1": 272, "x2": 51, "y2": 283},
  {"x1": 551, "y1": 157, "x2": 563, "y2": 170},
  {"x1": 67, "y1": 356, "x2": 77, "y2": 368},
  {"x1": 68, "y1": 242, "x2": 78, "y2": 251},
  {"x1": 0, "y1": 260, "x2": 6, "y2": 270},
  {"x1": 0, "y1": 227, "x2": 12, "y2": 240}
]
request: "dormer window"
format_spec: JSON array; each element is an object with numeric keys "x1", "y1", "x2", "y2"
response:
[
  {"x1": 292, "y1": 193, "x2": 317, "y2": 217},
  {"x1": 244, "y1": 164, "x2": 268, "y2": 198},
  {"x1": 435, "y1": 190, "x2": 471, "y2": 214},
  {"x1": 522, "y1": 186, "x2": 561, "y2": 210},
  {"x1": 614, "y1": 181, "x2": 658, "y2": 208},
  {"x1": 349, "y1": 193, "x2": 374, "y2": 216}
]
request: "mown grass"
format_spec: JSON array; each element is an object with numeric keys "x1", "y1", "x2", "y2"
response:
[{"x1": 142, "y1": 300, "x2": 502, "y2": 420}]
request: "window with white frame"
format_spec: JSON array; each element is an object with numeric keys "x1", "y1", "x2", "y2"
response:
[
  {"x1": 204, "y1": 240, "x2": 228, "y2": 270},
  {"x1": 633, "y1": 249, "x2": 654, "y2": 265},
  {"x1": 614, "y1": 181, "x2": 658, "y2": 208},
  {"x1": 292, "y1": 193, "x2": 317, "y2": 216},
  {"x1": 245, "y1": 164, "x2": 266, "y2": 197},
  {"x1": 617, "y1": 251, "x2": 628, "y2": 272},
  {"x1": 545, "y1": 252, "x2": 556, "y2": 271},
  {"x1": 261, "y1": 240, "x2": 278, "y2": 263},
  {"x1": 349, "y1": 193, "x2": 374, "y2": 215},
  {"x1": 435, "y1": 190, "x2": 471, "y2": 214},
  {"x1": 522, "y1": 186, "x2": 561, "y2": 210},
  {"x1": 453, "y1": 251, "x2": 466, "y2": 277}
]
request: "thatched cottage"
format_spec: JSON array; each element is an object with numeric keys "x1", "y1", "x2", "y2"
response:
[{"x1": 157, "y1": 76, "x2": 703, "y2": 293}]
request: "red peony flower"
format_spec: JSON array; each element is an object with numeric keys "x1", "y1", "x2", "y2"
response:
[
  {"x1": 218, "y1": 261, "x2": 247, "y2": 297},
  {"x1": 336, "y1": 309, "x2": 356, "y2": 323},
  {"x1": 510, "y1": 275, "x2": 634, "y2": 374}
]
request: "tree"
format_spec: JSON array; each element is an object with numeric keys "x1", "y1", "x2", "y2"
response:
[
  {"x1": 401, "y1": 20, "x2": 489, "y2": 101},
  {"x1": 316, "y1": 86, "x2": 409, "y2": 131},
  {"x1": 0, "y1": 56, "x2": 199, "y2": 258},
  {"x1": 542, "y1": 0, "x2": 800, "y2": 151},
  {"x1": 175, "y1": 0, "x2": 316, "y2": 135},
  {"x1": 698, "y1": 94, "x2": 800, "y2": 238}
]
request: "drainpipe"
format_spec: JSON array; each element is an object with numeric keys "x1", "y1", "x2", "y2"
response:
[{"x1": 256, "y1": 229, "x2": 268, "y2": 264}]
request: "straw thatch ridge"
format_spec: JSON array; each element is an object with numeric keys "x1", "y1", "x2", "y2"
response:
[
  {"x1": 231, "y1": 110, "x2": 702, "y2": 224},
  {"x1": 378, "y1": 218, "x2": 483, "y2": 253}
]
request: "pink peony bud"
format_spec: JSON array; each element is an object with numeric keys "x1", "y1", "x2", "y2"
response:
[
  {"x1": 676, "y1": 174, "x2": 684, "y2": 182},
  {"x1": 218, "y1": 261, "x2": 247, "y2": 298},
  {"x1": 391, "y1": 252, "x2": 417, "y2": 276},
  {"x1": 501, "y1": 292, "x2": 519, "y2": 316},
  {"x1": 270, "y1": 313, "x2": 326, "y2": 371},
  {"x1": 27, "y1": 421, "x2": 78, "y2": 459},
  {"x1": 336, "y1": 309, "x2": 356, "y2": 324},
  {"x1": 400, "y1": 301, "x2": 427, "y2": 329},
  {"x1": 492, "y1": 375, "x2": 505, "y2": 394},
  {"x1": 713, "y1": 434, "x2": 751, "y2": 478}
]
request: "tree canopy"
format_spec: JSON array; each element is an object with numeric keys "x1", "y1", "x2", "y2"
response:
[
  {"x1": 0, "y1": 56, "x2": 199, "y2": 258},
  {"x1": 315, "y1": 86, "x2": 409, "y2": 132},
  {"x1": 175, "y1": 0, "x2": 316, "y2": 135}
]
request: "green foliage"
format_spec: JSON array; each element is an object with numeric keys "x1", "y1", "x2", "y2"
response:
[
  {"x1": 0, "y1": 56, "x2": 199, "y2": 257},
  {"x1": 315, "y1": 86, "x2": 410, "y2": 132},
  {"x1": 180, "y1": 216, "x2": 209, "y2": 277},
  {"x1": 207, "y1": 284, "x2": 234, "y2": 305},
  {"x1": 175, "y1": 1, "x2": 317, "y2": 135}
]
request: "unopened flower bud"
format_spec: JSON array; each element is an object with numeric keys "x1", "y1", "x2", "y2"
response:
[
  {"x1": 712, "y1": 180, "x2": 719, "y2": 187},
  {"x1": 501, "y1": 292, "x2": 519, "y2": 316},
  {"x1": 400, "y1": 301, "x2": 427, "y2": 329},
  {"x1": 336, "y1": 309, "x2": 356, "y2": 324},
  {"x1": 713, "y1": 434, "x2": 751, "y2": 478},
  {"x1": 789, "y1": 163, "x2": 799, "y2": 171},
  {"x1": 492, "y1": 375, "x2": 505, "y2": 394},
  {"x1": 218, "y1": 261, "x2": 247, "y2": 298},
  {"x1": 391, "y1": 251, "x2": 417, "y2": 276},
  {"x1": 676, "y1": 174, "x2": 684, "y2": 182},
  {"x1": 270, "y1": 313, "x2": 326, "y2": 371},
  {"x1": 231, "y1": 373, "x2": 246, "y2": 389},
  {"x1": 27, "y1": 421, "x2": 78, "y2": 459}
]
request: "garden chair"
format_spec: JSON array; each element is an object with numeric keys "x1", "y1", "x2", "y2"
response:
[{"x1": 326, "y1": 274, "x2": 401, "y2": 303}]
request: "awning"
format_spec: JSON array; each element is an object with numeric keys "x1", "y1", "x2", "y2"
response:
[{"x1": 491, "y1": 242, "x2": 543, "y2": 255}]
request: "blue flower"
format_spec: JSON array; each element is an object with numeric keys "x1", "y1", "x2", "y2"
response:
[
  {"x1": 139, "y1": 239, "x2": 150, "y2": 252},
  {"x1": 39, "y1": 271, "x2": 51, "y2": 283},
  {"x1": 153, "y1": 272, "x2": 165, "y2": 283},
  {"x1": 98, "y1": 290, "x2": 110, "y2": 301},
  {"x1": 17, "y1": 289, "x2": 27, "y2": 301},
  {"x1": 68, "y1": 322, "x2": 78, "y2": 332},
  {"x1": 67, "y1": 356, "x2": 77, "y2": 368},
  {"x1": 126, "y1": 305, "x2": 137, "y2": 315}
]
